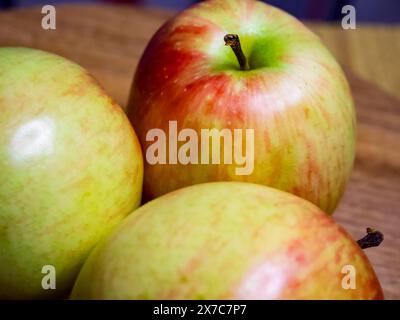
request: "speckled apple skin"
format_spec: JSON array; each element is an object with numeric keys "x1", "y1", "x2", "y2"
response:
[
  {"x1": 71, "y1": 182, "x2": 382, "y2": 300},
  {"x1": 127, "y1": 0, "x2": 356, "y2": 213},
  {"x1": 0, "y1": 47, "x2": 143, "y2": 299}
]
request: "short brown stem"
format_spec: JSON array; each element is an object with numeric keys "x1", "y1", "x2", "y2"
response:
[
  {"x1": 224, "y1": 34, "x2": 250, "y2": 70},
  {"x1": 357, "y1": 228, "x2": 384, "y2": 249}
]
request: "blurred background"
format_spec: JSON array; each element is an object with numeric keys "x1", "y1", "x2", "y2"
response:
[{"x1": 1, "y1": 0, "x2": 399, "y2": 22}]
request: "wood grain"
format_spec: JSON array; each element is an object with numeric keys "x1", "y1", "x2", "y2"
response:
[
  {"x1": 308, "y1": 23, "x2": 400, "y2": 100},
  {"x1": 0, "y1": 4, "x2": 399, "y2": 299}
]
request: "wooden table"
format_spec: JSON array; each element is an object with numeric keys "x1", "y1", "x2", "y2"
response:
[{"x1": 0, "y1": 4, "x2": 399, "y2": 299}]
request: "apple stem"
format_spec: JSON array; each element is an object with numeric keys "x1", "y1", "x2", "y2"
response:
[
  {"x1": 357, "y1": 228, "x2": 384, "y2": 249},
  {"x1": 224, "y1": 34, "x2": 250, "y2": 70}
]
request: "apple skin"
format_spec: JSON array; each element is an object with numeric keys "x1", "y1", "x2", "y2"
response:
[
  {"x1": 127, "y1": 0, "x2": 356, "y2": 213},
  {"x1": 0, "y1": 47, "x2": 143, "y2": 299},
  {"x1": 71, "y1": 182, "x2": 382, "y2": 300}
]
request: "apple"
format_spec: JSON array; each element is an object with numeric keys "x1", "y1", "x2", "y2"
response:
[
  {"x1": 0, "y1": 47, "x2": 143, "y2": 299},
  {"x1": 127, "y1": 0, "x2": 356, "y2": 213},
  {"x1": 71, "y1": 182, "x2": 382, "y2": 300}
]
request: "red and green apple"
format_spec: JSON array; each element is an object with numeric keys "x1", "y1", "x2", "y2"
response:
[
  {"x1": 71, "y1": 182, "x2": 382, "y2": 299},
  {"x1": 127, "y1": 0, "x2": 356, "y2": 213}
]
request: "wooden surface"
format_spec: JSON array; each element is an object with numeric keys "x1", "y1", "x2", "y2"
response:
[
  {"x1": 0, "y1": 5, "x2": 399, "y2": 299},
  {"x1": 309, "y1": 23, "x2": 400, "y2": 100}
]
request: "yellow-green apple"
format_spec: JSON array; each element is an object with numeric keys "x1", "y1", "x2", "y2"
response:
[
  {"x1": 71, "y1": 182, "x2": 382, "y2": 300},
  {"x1": 127, "y1": 0, "x2": 356, "y2": 213},
  {"x1": 0, "y1": 47, "x2": 143, "y2": 299}
]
